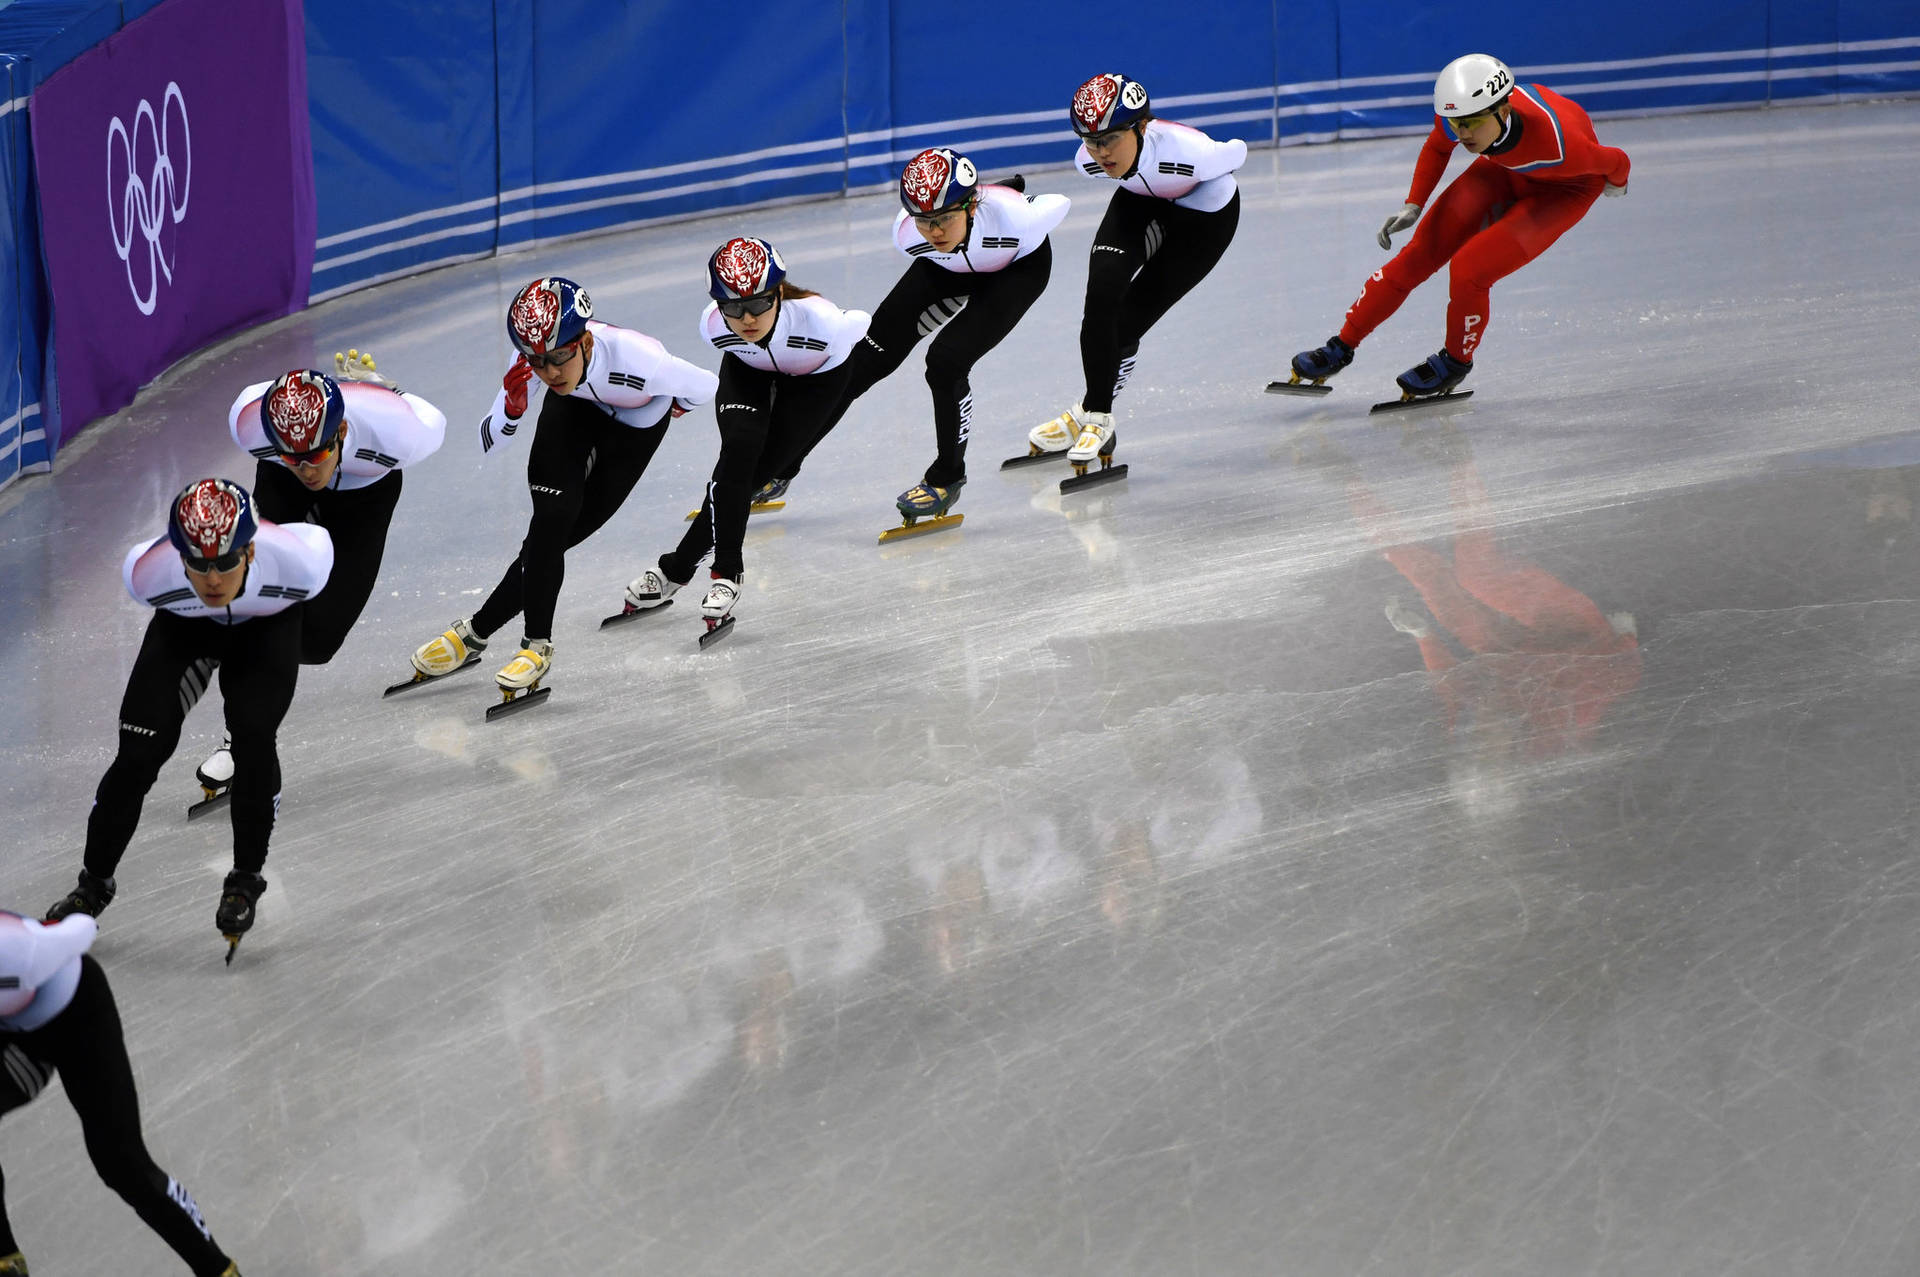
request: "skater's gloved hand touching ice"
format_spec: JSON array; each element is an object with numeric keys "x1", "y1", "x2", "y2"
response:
[
  {"x1": 1603, "y1": 181, "x2": 1627, "y2": 198},
  {"x1": 503, "y1": 355, "x2": 534, "y2": 419},
  {"x1": 1377, "y1": 202, "x2": 1421, "y2": 250}
]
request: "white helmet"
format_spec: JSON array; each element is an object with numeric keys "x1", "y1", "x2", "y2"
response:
[{"x1": 1433, "y1": 53, "x2": 1515, "y2": 118}]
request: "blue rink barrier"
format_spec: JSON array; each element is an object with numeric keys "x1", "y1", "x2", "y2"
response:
[
  {"x1": 3, "y1": 0, "x2": 1918, "y2": 484},
  {"x1": 306, "y1": 0, "x2": 1920, "y2": 303}
]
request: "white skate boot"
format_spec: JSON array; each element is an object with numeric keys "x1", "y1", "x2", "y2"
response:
[
  {"x1": 1065, "y1": 408, "x2": 1116, "y2": 468},
  {"x1": 623, "y1": 567, "x2": 683, "y2": 611},
  {"x1": 195, "y1": 730, "x2": 233, "y2": 796},
  {"x1": 699, "y1": 575, "x2": 740, "y2": 648},
  {"x1": 410, "y1": 616, "x2": 487, "y2": 678},
  {"x1": 1027, "y1": 402, "x2": 1086, "y2": 455}
]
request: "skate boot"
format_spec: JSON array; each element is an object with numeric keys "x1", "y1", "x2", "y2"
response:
[
  {"x1": 1395, "y1": 349, "x2": 1472, "y2": 400},
  {"x1": 195, "y1": 730, "x2": 233, "y2": 800},
  {"x1": 410, "y1": 617, "x2": 487, "y2": 678},
  {"x1": 881, "y1": 479, "x2": 966, "y2": 543},
  {"x1": 333, "y1": 347, "x2": 395, "y2": 389},
  {"x1": 623, "y1": 567, "x2": 683, "y2": 612},
  {"x1": 487, "y1": 639, "x2": 554, "y2": 719},
  {"x1": 45, "y1": 869, "x2": 116, "y2": 922},
  {"x1": 751, "y1": 476, "x2": 790, "y2": 504},
  {"x1": 1291, "y1": 335, "x2": 1354, "y2": 384},
  {"x1": 1027, "y1": 402, "x2": 1087, "y2": 456},
  {"x1": 0, "y1": 1252, "x2": 26, "y2": 1275},
  {"x1": 699, "y1": 574, "x2": 740, "y2": 647},
  {"x1": 216, "y1": 871, "x2": 266, "y2": 964},
  {"x1": 496, "y1": 639, "x2": 554, "y2": 692}
]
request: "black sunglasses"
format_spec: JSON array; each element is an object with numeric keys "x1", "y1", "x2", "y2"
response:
[
  {"x1": 182, "y1": 547, "x2": 247, "y2": 575},
  {"x1": 718, "y1": 294, "x2": 778, "y2": 320}
]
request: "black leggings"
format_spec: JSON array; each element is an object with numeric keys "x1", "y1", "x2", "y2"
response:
[
  {"x1": 252, "y1": 460, "x2": 403, "y2": 664},
  {"x1": 781, "y1": 240, "x2": 1052, "y2": 489},
  {"x1": 0, "y1": 957, "x2": 233, "y2": 1275},
  {"x1": 662, "y1": 356, "x2": 852, "y2": 584},
  {"x1": 85, "y1": 605, "x2": 300, "y2": 879},
  {"x1": 1080, "y1": 187, "x2": 1240, "y2": 413},
  {"x1": 473, "y1": 393, "x2": 669, "y2": 643}
]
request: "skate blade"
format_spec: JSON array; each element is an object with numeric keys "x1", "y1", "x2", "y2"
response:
[
  {"x1": 1369, "y1": 389, "x2": 1474, "y2": 416},
  {"x1": 686, "y1": 500, "x2": 785, "y2": 521},
  {"x1": 1264, "y1": 380, "x2": 1333, "y2": 398},
  {"x1": 698, "y1": 616, "x2": 736, "y2": 649},
  {"x1": 600, "y1": 597, "x2": 674, "y2": 629},
  {"x1": 1000, "y1": 450, "x2": 1068, "y2": 470},
  {"x1": 878, "y1": 512, "x2": 964, "y2": 544},
  {"x1": 485, "y1": 685, "x2": 553, "y2": 722},
  {"x1": 382, "y1": 650, "x2": 484, "y2": 697},
  {"x1": 187, "y1": 787, "x2": 231, "y2": 822},
  {"x1": 222, "y1": 933, "x2": 242, "y2": 965},
  {"x1": 1060, "y1": 463, "x2": 1129, "y2": 495}
]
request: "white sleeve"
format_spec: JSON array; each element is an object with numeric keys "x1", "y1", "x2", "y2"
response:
[
  {"x1": 123, "y1": 536, "x2": 167, "y2": 604},
  {"x1": 892, "y1": 211, "x2": 922, "y2": 259},
  {"x1": 273, "y1": 522, "x2": 336, "y2": 596},
  {"x1": 1193, "y1": 135, "x2": 1249, "y2": 182},
  {"x1": 390, "y1": 392, "x2": 448, "y2": 468},
  {"x1": 228, "y1": 380, "x2": 274, "y2": 453},
  {"x1": 2, "y1": 915, "x2": 98, "y2": 992},
  {"x1": 1009, "y1": 191, "x2": 1070, "y2": 241},
  {"x1": 647, "y1": 352, "x2": 720, "y2": 408}
]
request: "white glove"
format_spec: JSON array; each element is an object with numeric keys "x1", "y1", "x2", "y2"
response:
[
  {"x1": 1377, "y1": 202, "x2": 1421, "y2": 250},
  {"x1": 1603, "y1": 181, "x2": 1628, "y2": 198}
]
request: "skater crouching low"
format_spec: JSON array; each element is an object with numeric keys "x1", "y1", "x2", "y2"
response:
[
  {"x1": 46, "y1": 478, "x2": 333, "y2": 960},
  {"x1": 1029, "y1": 73, "x2": 1245, "y2": 480},
  {"x1": 1287, "y1": 53, "x2": 1630, "y2": 404},
  {"x1": 0, "y1": 911, "x2": 244, "y2": 1275},
  {"x1": 619, "y1": 237, "x2": 868, "y2": 636},
  {"x1": 405, "y1": 275, "x2": 717, "y2": 713}
]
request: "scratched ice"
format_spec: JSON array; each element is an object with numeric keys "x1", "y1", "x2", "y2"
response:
[{"x1": 4, "y1": 102, "x2": 1920, "y2": 1275}]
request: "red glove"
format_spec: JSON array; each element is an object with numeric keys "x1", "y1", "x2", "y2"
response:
[
  {"x1": 670, "y1": 398, "x2": 690, "y2": 419},
  {"x1": 503, "y1": 356, "x2": 534, "y2": 419}
]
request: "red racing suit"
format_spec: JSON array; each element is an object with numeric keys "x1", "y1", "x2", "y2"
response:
[{"x1": 1339, "y1": 83, "x2": 1631, "y2": 362}]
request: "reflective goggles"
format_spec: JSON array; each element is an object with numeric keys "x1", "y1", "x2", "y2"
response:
[
  {"x1": 182, "y1": 546, "x2": 247, "y2": 575},
  {"x1": 1445, "y1": 108, "x2": 1499, "y2": 136},
  {"x1": 717, "y1": 294, "x2": 778, "y2": 320},
  {"x1": 524, "y1": 342, "x2": 580, "y2": 370},
  {"x1": 281, "y1": 439, "x2": 339, "y2": 468}
]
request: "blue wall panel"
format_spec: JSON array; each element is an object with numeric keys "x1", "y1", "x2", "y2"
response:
[{"x1": 6, "y1": 0, "x2": 1920, "y2": 480}]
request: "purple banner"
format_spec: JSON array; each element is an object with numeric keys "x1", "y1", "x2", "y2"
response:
[{"x1": 31, "y1": 0, "x2": 314, "y2": 445}]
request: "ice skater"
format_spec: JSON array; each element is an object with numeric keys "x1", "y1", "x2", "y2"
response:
[
  {"x1": 45, "y1": 478, "x2": 333, "y2": 960},
  {"x1": 1287, "y1": 53, "x2": 1631, "y2": 404},
  {"x1": 0, "y1": 911, "x2": 243, "y2": 1275},
  {"x1": 1027, "y1": 73, "x2": 1245, "y2": 486},
  {"x1": 617, "y1": 237, "x2": 868, "y2": 637},
  {"x1": 766, "y1": 147, "x2": 1069, "y2": 534},
  {"x1": 404, "y1": 276, "x2": 717, "y2": 714},
  {"x1": 189, "y1": 362, "x2": 444, "y2": 794}
]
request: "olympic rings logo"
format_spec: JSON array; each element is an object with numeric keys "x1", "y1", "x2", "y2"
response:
[{"x1": 106, "y1": 82, "x2": 191, "y2": 317}]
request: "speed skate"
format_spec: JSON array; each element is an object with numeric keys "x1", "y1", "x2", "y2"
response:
[
  {"x1": 1368, "y1": 389, "x2": 1475, "y2": 415},
  {"x1": 1264, "y1": 375, "x2": 1334, "y2": 398},
  {"x1": 382, "y1": 649, "x2": 483, "y2": 696}
]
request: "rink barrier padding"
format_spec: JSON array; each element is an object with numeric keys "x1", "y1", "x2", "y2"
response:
[{"x1": 2, "y1": 0, "x2": 1919, "y2": 479}]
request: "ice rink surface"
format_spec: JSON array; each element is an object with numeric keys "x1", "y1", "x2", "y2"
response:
[{"x1": 4, "y1": 101, "x2": 1920, "y2": 1275}]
